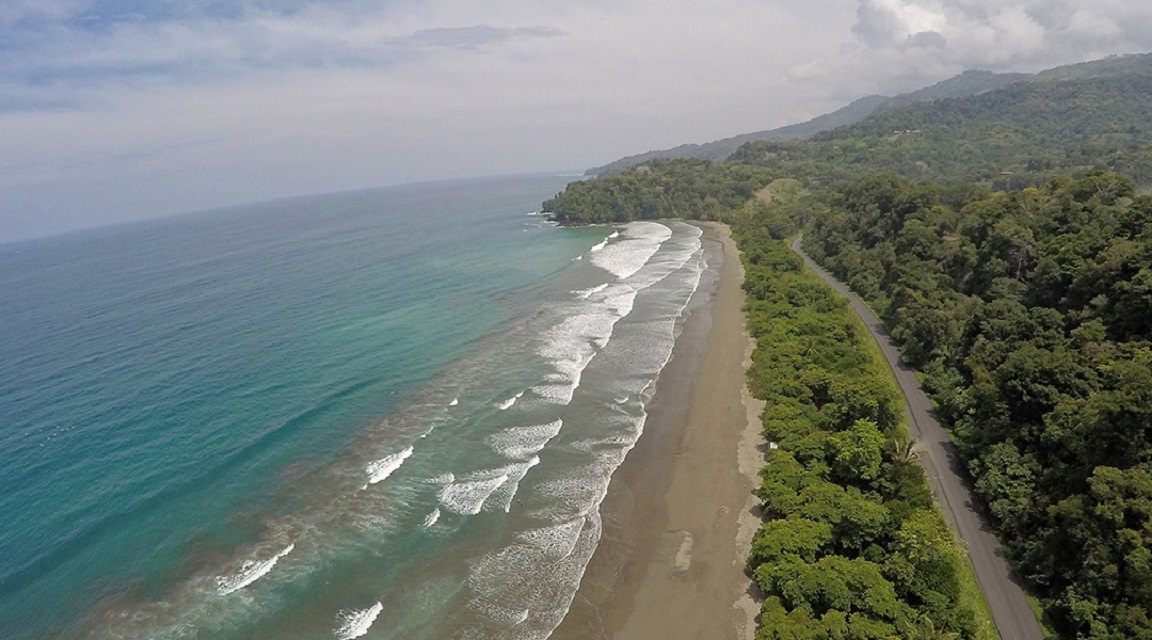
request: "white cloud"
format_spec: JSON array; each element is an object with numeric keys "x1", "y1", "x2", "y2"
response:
[
  {"x1": 846, "y1": 0, "x2": 1152, "y2": 71},
  {"x1": 2, "y1": 0, "x2": 1152, "y2": 242}
]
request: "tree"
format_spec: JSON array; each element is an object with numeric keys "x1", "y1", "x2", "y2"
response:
[
  {"x1": 754, "y1": 555, "x2": 914, "y2": 624},
  {"x1": 829, "y1": 419, "x2": 887, "y2": 485},
  {"x1": 749, "y1": 518, "x2": 835, "y2": 569}
]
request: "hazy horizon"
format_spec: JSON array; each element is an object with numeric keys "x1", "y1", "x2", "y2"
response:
[
  {"x1": 6, "y1": 0, "x2": 1152, "y2": 242},
  {"x1": 0, "y1": 170, "x2": 586, "y2": 247}
]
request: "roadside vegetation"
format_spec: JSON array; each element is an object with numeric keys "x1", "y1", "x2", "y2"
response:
[
  {"x1": 804, "y1": 172, "x2": 1152, "y2": 638},
  {"x1": 737, "y1": 232, "x2": 984, "y2": 639}
]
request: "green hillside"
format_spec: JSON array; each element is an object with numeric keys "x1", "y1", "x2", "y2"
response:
[
  {"x1": 730, "y1": 63, "x2": 1152, "y2": 189},
  {"x1": 584, "y1": 53, "x2": 1152, "y2": 182},
  {"x1": 586, "y1": 95, "x2": 889, "y2": 176},
  {"x1": 585, "y1": 64, "x2": 1043, "y2": 177}
]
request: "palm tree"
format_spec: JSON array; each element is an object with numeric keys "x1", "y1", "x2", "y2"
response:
[{"x1": 889, "y1": 436, "x2": 916, "y2": 464}]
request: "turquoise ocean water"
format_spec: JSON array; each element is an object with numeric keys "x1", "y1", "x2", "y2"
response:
[{"x1": 0, "y1": 174, "x2": 713, "y2": 639}]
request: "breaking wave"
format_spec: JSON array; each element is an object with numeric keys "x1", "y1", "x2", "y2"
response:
[
  {"x1": 216, "y1": 543, "x2": 295, "y2": 596},
  {"x1": 334, "y1": 602, "x2": 383, "y2": 639},
  {"x1": 362, "y1": 446, "x2": 414, "y2": 488}
]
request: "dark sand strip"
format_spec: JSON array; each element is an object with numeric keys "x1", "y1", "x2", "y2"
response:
[{"x1": 552, "y1": 223, "x2": 762, "y2": 640}]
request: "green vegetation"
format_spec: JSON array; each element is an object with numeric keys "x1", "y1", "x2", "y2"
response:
[
  {"x1": 585, "y1": 62, "x2": 1049, "y2": 177},
  {"x1": 738, "y1": 236, "x2": 981, "y2": 639},
  {"x1": 542, "y1": 158, "x2": 773, "y2": 224},
  {"x1": 585, "y1": 95, "x2": 890, "y2": 176},
  {"x1": 729, "y1": 61, "x2": 1152, "y2": 191},
  {"x1": 543, "y1": 52, "x2": 1152, "y2": 639},
  {"x1": 804, "y1": 172, "x2": 1152, "y2": 638}
]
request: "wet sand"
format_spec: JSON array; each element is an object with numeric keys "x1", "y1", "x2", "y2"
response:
[{"x1": 552, "y1": 222, "x2": 765, "y2": 640}]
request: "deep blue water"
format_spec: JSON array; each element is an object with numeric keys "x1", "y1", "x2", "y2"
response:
[{"x1": 0, "y1": 174, "x2": 712, "y2": 639}]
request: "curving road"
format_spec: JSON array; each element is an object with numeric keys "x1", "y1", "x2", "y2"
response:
[{"x1": 790, "y1": 237, "x2": 1045, "y2": 640}]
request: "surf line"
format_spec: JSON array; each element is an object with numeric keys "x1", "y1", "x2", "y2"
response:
[
  {"x1": 360, "y1": 446, "x2": 415, "y2": 490},
  {"x1": 496, "y1": 390, "x2": 525, "y2": 410},
  {"x1": 334, "y1": 601, "x2": 384, "y2": 639},
  {"x1": 216, "y1": 543, "x2": 296, "y2": 595}
]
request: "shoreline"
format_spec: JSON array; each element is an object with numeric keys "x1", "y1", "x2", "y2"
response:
[{"x1": 552, "y1": 222, "x2": 764, "y2": 640}]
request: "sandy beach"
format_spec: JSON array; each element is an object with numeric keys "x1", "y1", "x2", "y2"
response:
[{"x1": 552, "y1": 222, "x2": 765, "y2": 640}]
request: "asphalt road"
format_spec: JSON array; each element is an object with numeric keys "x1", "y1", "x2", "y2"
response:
[{"x1": 791, "y1": 237, "x2": 1046, "y2": 640}]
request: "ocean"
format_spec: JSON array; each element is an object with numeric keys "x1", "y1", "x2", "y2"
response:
[{"x1": 0, "y1": 174, "x2": 714, "y2": 639}]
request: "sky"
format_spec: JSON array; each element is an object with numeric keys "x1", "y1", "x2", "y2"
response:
[{"x1": 4, "y1": 0, "x2": 1152, "y2": 242}]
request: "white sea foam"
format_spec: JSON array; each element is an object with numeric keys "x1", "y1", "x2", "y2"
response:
[
  {"x1": 449, "y1": 398, "x2": 459, "y2": 407},
  {"x1": 534, "y1": 476, "x2": 604, "y2": 506},
  {"x1": 608, "y1": 231, "x2": 620, "y2": 239},
  {"x1": 530, "y1": 382, "x2": 578, "y2": 406},
  {"x1": 363, "y1": 446, "x2": 414, "y2": 487},
  {"x1": 589, "y1": 238, "x2": 608, "y2": 252},
  {"x1": 157, "y1": 224, "x2": 703, "y2": 637},
  {"x1": 531, "y1": 286, "x2": 637, "y2": 406},
  {"x1": 496, "y1": 391, "x2": 524, "y2": 411},
  {"x1": 568, "y1": 432, "x2": 638, "y2": 452},
  {"x1": 427, "y1": 472, "x2": 455, "y2": 484},
  {"x1": 572, "y1": 283, "x2": 608, "y2": 300},
  {"x1": 465, "y1": 511, "x2": 604, "y2": 639},
  {"x1": 334, "y1": 602, "x2": 383, "y2": 639},
  {"x1": 439, "y1": 456, "x2": 545, "y2": 515},
  {"x1": 439, "y1": 473, "x2": 511, "y2": 516},
  {"x1": 486, "y1": 456, "x2": 541, "y2": 513},
  {"x1": 486, "y1": 420, "x2": 563, "y2": 460},
  {"x1": 469, "y1": 598, "x2": 531, "y2": 627},
  {"x1": 527, "y1": 461, "x2": 620, "y2": 522},
  {"x1": 589, "y1": 221, "x2": 672, "y2": 280},
  {"x1": 216, "y1": 543, "x2": 295, "y2": 595},
  {"x1": 516, "y1": 519, "x2": 587, "y2": 559},
  {"x1": 611, "y1": 221, "x2": 700, "y2": 287}
]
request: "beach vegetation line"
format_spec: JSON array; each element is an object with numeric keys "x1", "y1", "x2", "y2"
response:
[{"x1": 734, "y1": 231, "x2": 981, "y2": 639}]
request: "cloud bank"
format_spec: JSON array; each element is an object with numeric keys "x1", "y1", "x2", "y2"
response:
[
  {"x1": 2, "y1": 0, "x2": 1151, "y2": 241},
  {"x1": 846, "y1": 0, "x2": 1152, "y2": 82}
]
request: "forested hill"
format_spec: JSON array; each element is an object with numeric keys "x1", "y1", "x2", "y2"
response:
[
  {"x1": 584, "y1": 53, "x2": 1152, "y2": 179},
  {"x1": 730, "y1": 61, "x2": 1152, "y2": 189},
  {"x1": 585, "y1": 95, "x2": 888, "y2": 176},
  {"x1": 876, "y1": 69, "x2": 1029, "y2": 111},
  {"x1": 585, "y1": 65, "x2": 1045, "y2": 177},
  {"x1": 585, "y1": 65, "x2": 1027, "y2": 177}
]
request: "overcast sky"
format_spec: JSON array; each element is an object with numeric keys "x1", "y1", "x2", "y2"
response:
[{"x1": 4, "y1": 0, "x2": 1152, "y2": 242}]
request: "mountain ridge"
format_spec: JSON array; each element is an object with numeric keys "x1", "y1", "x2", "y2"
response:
[{"x1": 587, "y1": 53, "x2": 1152, "y2": 178}]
